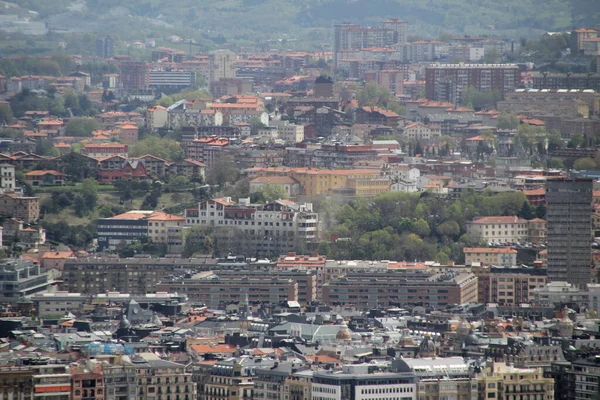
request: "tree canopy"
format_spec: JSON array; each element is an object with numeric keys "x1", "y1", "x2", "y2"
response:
[{"x1": 128, "y1": 136, "x2": 184, "y2": 162}]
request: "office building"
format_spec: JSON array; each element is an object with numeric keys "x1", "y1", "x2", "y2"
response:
[
  {"x1": 464, "y1": 247, "x2": 517, "y2": 267},
  {"x1": 209, "y1": 50, "x2": 237, "y2": 83},
  {"x1": 471, "y1": 264, "x2": 547, "y2": 305},
  {"x1": 0, "y1": 259, "x2": 51, "y2": 302},
  {"x1": 425, "y1": 64, "x2": 520, "y2": 103},
  {"x1": 546, "y1": 178, "x2": 593, "y2": 288},
  {"x1": 312, "y1": 364, "x2": 417, "y2": 400},
  {"x1": 148, "y1": 70, "x2": 196, "y2": 93}
]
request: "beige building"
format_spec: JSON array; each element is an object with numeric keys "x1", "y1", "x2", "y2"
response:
[
  {"x1": 476, "y1": 362, "x2": 554, "y2": 400},
  {"x1": 466, "y1": 216, "x2": 528, "y2": 245},
  {"x1": 146, "y1": 105, "x2": 168, "y2": 130},
  {"x1": 402, "y1": 122, "x2": 436, "y2": 141},
  {"x1": 209, "y1": 49, "x2": 237, "y2": 83},
  {"x1": 0, "y1": 193, "x2": 40, "y2": 222},
  {"x1": 471, "y1": 264, "x2": 547, "y2": 305},
  {"x1": 464, "y1": 247, "x2": 517, "y2": 267},
  {"x1": 147, "y1": 212, "x2": 185, "y2": 245}
]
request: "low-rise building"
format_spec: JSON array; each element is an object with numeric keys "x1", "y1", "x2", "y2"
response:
[
  {"x1": 24, "y1": 170, "x2": 65, "y2": 186},
  {"x1": 466, "y1": 216, "x2": 528, "y2": 245},
  {"x1": 464, "y1": 247, "x2": 517, "y2": 267},
  {"x1": 476, "y1": 362, "x2": 554, "y2": 400},
  {"x1": 81, "y1": 143, "x2": 128, "y2": 159},
  {"x1": 0, "y1": 193, "x2": 40, "y2": 222},
  {"x1": 0, "y1": 259, "x2": 51, "y2": 302}
]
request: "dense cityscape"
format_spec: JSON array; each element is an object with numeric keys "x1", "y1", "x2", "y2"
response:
[{"x1": 0, "y1": 1, "x2": 600, "y2": 399}]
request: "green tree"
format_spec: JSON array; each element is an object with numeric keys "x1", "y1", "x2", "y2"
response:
[
  {"x1": 573, "y1": 157, "x2": 597, "y2": 170},
  {"x1": 248, "y1": 116, "x2": 265, "y2": 135},
  {"x1": 517, "y1": 201, "x2": 535, "y2": 220},
  {"x1": 0, "y1": 103, "x2": 13, "y2": 124},
  {"x1": 128, "y1": 136, "x2": 184, "y2": 161},
  {"x1": 496, "y1": 113, "x2": 520, "y2": 130},
  {"x1": 182, "y1": 226, "x2": 214, "y2": 258},
  {"x1": 548, "y1": 157, "x2": 564, "y2": 169},
  {"x1": 206, "y1": 156, "x2": 239, "y2": 186},
  {"x1": 251, "y1": 183, "x2": 288, "y2": 203},
  {"x1": 65, "y1": 117, "x2": 100, "y2": 137},
  {"x1": 80, "y1": 178, "x2": 98, "y2": 211},
  {"x1": 357, "y1": 82, "x2": 391, "y2": 106},
  {"x1": 568, "y1": 134, "x2": 585, "y2": 149}
]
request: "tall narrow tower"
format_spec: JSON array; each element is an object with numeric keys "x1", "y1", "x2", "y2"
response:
[{"x1": 546, "y1": 178, "x2": 593, "y2": 288}]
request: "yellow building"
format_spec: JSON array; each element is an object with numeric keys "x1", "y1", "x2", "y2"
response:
[
  {"x1": 249, "y1": 167, "x2": 388, "y2": 200},
  {"x1": 476, "y1": 362, "x2": 554, "y2": 400}
]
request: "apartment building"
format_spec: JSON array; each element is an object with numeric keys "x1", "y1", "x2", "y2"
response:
[
  {"x1": 471, "y1": 264, "x2": 547, "y2": 305},
  {"x1": 148, "y1": 69, "x2": 195, "y2": 93},
  {"x1": 0, "y1": 259, "x2": 51, "y2": 303},
  {"x1": 167, "y1": 100, "x2": 224, "y2": 129},
  {"x1": 402, "y1": 122, "x2": 436, "y2": 141},
  {"x1": 425, "y1": 64, "x2": 520, "y2": 103},
  {"x1": 156, "y1": 271, "x2": 298, "y2": 307},
  {"x1": 464, "y1": 248, "x2": 517, "y2": 267},
  {"x1": 81, "y1": 143, "x2": 129, "y2": 159},
  {"x1": 321, "y1": 271, "x2": 478, "y2": 309},
  {"x1": 208, "y1": 49, "x2": 237, "y2": 83},
  {"x1": 181, "y1": 136, "x2": 229, "y2": 166},
  {"x1": 0, "y1": 163, "x2": 15, "y2": 191},
  {"x1": 466, "y1": 216, "x2": 528, "y2": 245},
  {"x1": 32, "y1": 364, "x2": 72, "y2": 400},
  {"x1": 249, "y1": 167, "x2": 388, "y2": 200},
  {"x1": 0, "y1": 193, "x2": 40, "y2": 222},
  {"x1": 312, "y1": 364, "x2": 417, "y2": 400},
  {"x1": 477, "y1": 362, "x2": 554, "y2": 400},
  {"x1": 62, "y1": 257, "x2": 208, "y2": 295},
  {"x1": 185, "y1": 197, "x2": 318, "y2": 257}
]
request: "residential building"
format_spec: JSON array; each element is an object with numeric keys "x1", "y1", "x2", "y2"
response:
[
  {"x1": 70, "y1": 360, "x2": 104, "y2": 400},
  {"x1": 118, "y1": 60, "x2": 149, "y2": 91},
  {"x1": 355, "y1": 106, "x2": 400, "y2": 128},
  {"x1": 32, "y1": 364, "x2": 72, "y2": 400},
  {"x1": 0, "y1": 193, "x2": 40, "y2": 222},
  {"x1": 546, "y1": 178, "x2": 593, "y2": 288},
  {"x1": 96, "y1": 36, "x2": 115, "y2": 58},
  {"x1": 531, "y1": 72, "x2": 600, "y2": 92},
  {"x1": 274, "y1": 121, "x2": 305, "y2": 144},
  {"x1": 249, "y1": 176, "x2": 301, "y2": 199},
  {"x1": 146, "y1": 105, "x2": 168, "y2": 130},
  {"x1": 62, "y1": 257, "x2": 208, "y2": 295},
  {"x1": 402, "y1": 122, "x2": 437, "y2": 140},
  {"x1": 0, "y1": 364, "x2": 34, "y2": 400},
  {"x1": 425, "y1": 64, "x2": 520, "y2": 103},
  {"x1": 209, "y1": 49, "x2": 237, "y2": 83},
  {"x1": 97, "y1": 210, "x2": 182, "y2": 251},
  {"x1": 156, "y1": 271, "x2": 298, "y2": 307},
  {"x1": 24, "y1": 170, "x2": 65, "y2": 186},
  {"x1": 0, "y1": 259, "x2": 51, "y2": 302},
  {"x1": 146, "y1": 211, "x2": 185, "y2": 245},
  {"x1": 0, "y1": 163, "x2": 15, "y2": 191},
  {"x1": 312, "y1": 364, "x2": 416, "y2": 400},
  {"x1": 464, "y1": 247, "x2": 517, "y2": 267},
  {"x1": 181, "y1": 136, "x2": 229, "y2": 166},
  {"x1": 571, "y1": 28, "x2": 598, "y2": 54},
  {"x1": 81, "y1": 143, "x2": 128, "y2": 159},
  {"x1": 184, "y1": 198, "x2": 318, "y2": 257},
  {"x1": 168, "y1": 159, "x2": 206, "y2": 181},
  {"x1": 471, "y1": 264, "x2": 547, "y2": 305},
  {"x1": 321, "y1": 271, "x2": 478, "y2": 309},
  {"x1": 466, "y1": 216, "x2": 528, "y2": 245},
  {"x1": 476, "y1": 362, "x2": 554, "y2": 400}
]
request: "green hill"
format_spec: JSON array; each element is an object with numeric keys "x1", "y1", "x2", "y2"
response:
[{"x1": 9, "y1": 0, "x2": 600, "y2": 46}]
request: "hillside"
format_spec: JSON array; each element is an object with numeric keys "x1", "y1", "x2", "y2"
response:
[{"x1": 7, "y1": 0, "x2": 600, "y2": 45}]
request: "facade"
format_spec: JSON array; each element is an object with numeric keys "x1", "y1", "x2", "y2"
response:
[
  {"x1": 425, "y1": 64, "x2": 520, "y2": 103},
  {"x1": 71, "y1": 361, "x2": 104, "y2": 400},
  {"x1": 209, "y1": 49, "x2": 237, "y2": 83},
  {"x1": 476, "y1": 362, "x2": 554, "y2": 400},
  {"x1": 181, "y1": 136, "x2": 229, "y2": 166},
  {"x1": 0, "y1": 193, "x2": 40, "y2": 222},
  {"x1": 471, "y1": 264, "x2": 547, "y2": 305},
  {"x1": 312, "y1": 364, "x2": 416, "y2": 400},
  {"x1": 97, "y1": 210, "x2": 183, "y2": 250},
  {"x1": 321, "y1": 271, "x2": 478, "y2": 309},
  {"x1": 464, "y1": 247, "x2": 517, "y2": 267},
  {"x1": 62, "y1": 257, "x2": 206, "y2": 295},
  {"x1": 119, "y1": 60, "x2": 150, "y2": 91},
  {"x1": 156, "y1": 271, "x2": 298, "y2": 307},
  {"x1": 546, "y1": 178, "x2": 593, "y2": 288},
  {"x1": 185, "y1": 198, "x2": 318, "y2": 257},
  {"x1": 32, "y1": 364, "x2": 72, "y2": 400},
  {"x1": 81, "y1": 143, "x2": 129, "y2": 159},
  {"x1": 24, "y1": 170, "x2": 65, "y2": 186},
  {"x1": 402, "y1": 122, "x2": 436, "y2": 141},
  {"x1": 148, "y1": 70, "x2": 195, "y2": 92},
  {"x1": 0, "y1": 163, "x2": 15, "y2": 191},
  {"x1": 466, "y1": 216, "x2": 528, "y2": 245},
  {"x1": 0, "y1": 259, "x2": 51, "y2": 303}
]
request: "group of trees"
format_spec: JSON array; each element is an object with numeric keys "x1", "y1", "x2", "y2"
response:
[
  {"x1": 321, "y1": 190, "x2": 543, "y2": 263},
  {"x1": 40, "y1": 179, "x2": 99, "y2": 217},
  {"x1": 129, "y1": 136, "x2": 184, "y2": 161}
]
